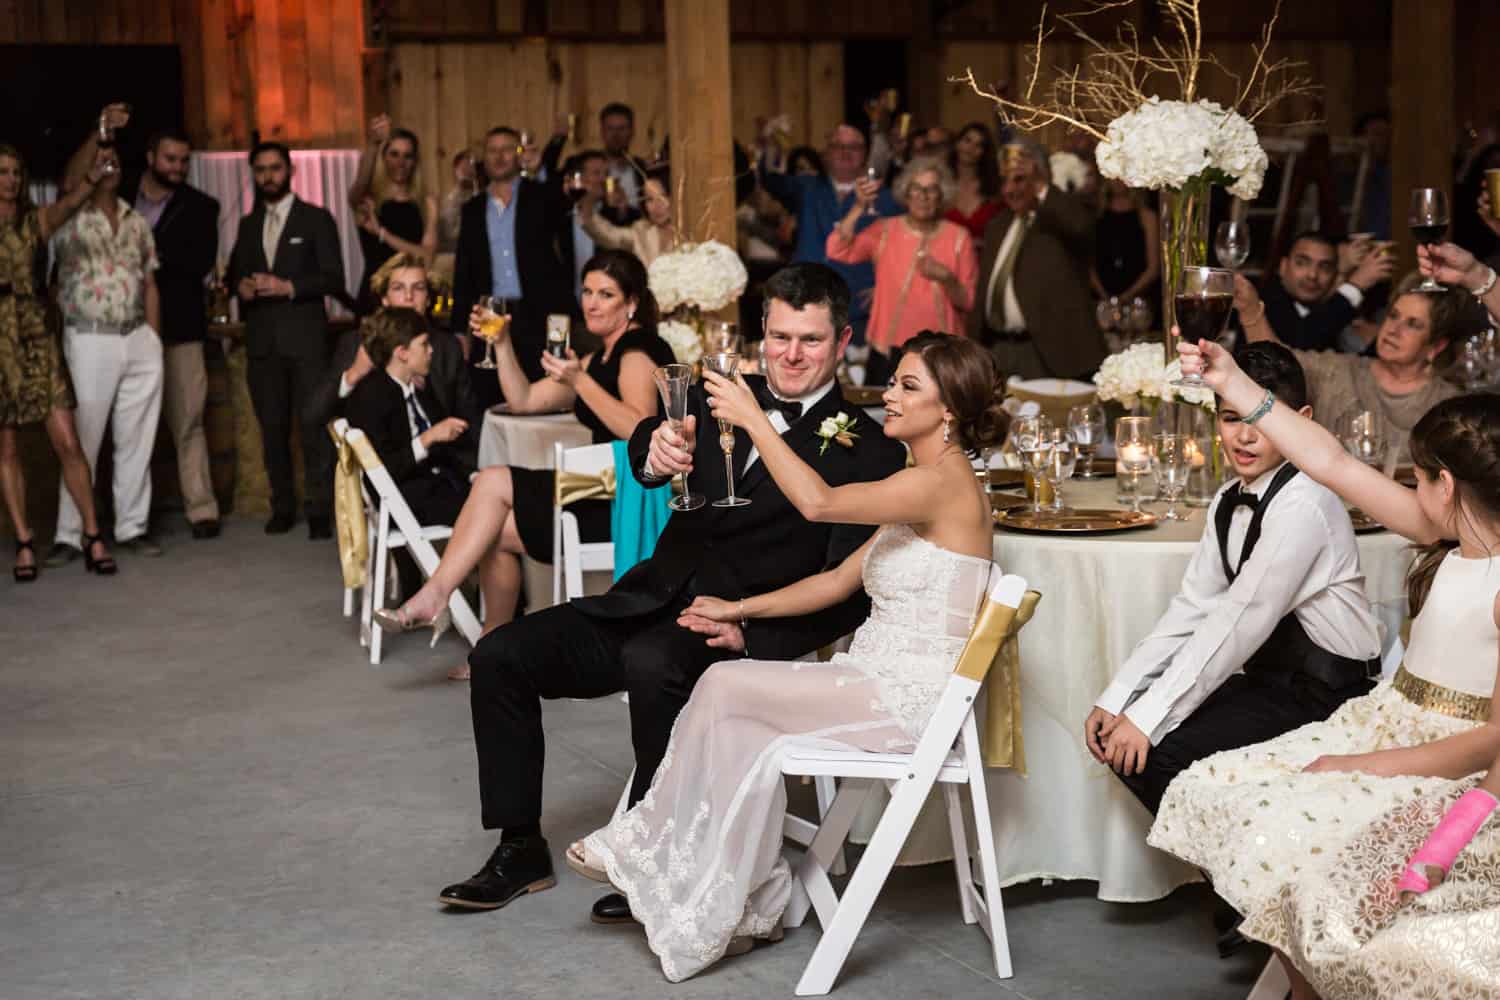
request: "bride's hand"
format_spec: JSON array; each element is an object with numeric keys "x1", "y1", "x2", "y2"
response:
[
  {"x1": 702, "y1": 369, "x2": 769, "y2": 433},
  {"x1": 683, "y1": 595, "x2": 738, "y2": 622},
  {"x1": 1176, "y1": 333, "x2": 1242, "y2": 392}
]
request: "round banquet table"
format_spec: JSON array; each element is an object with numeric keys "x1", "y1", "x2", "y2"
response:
[
  {"x1": 871, "y1": 476, "x2": 1415, "y2": 902},
  {"x1": 476, "y1": 406, "x2": 597, "y2": 610}
]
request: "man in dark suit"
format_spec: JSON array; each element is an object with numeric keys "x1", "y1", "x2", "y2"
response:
[
  {"x1": 344, "y1": 308, "x2": 475, "y2": 527},
  {"x1": 451, "y1": 126, "x2": 573, "y2": 391},
  {"x1": 969, "y1": 142, "x2": 1105, "y2": 380},
  {"x1": 1252, "y1": 231, "x2": 1393, "y2": 352},
  {"x1": 304, "y1": 253, "x2": 476, "y2": 433},
  {"x1": 435, "y1": 263, "x2": 908, "y2": 918},
  {"x1": 227, "y1": 141, "x2": 345, "y2": 537},
  {"x1": 125, "y1": 130, "x2": 223, "y2": 539}
]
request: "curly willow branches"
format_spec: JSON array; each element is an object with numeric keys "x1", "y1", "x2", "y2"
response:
[{"x1": 959, "y1": 0, "x2": 1320, "y2": 139}]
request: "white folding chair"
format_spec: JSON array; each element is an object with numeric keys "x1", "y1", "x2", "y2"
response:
[
  {"x1": 780, "y1": 570, "x2": 1031, "y2": 995},
  {"x1": 552, "y1": 441, "x2": 616, "y2": 603},
  {"x1": 331, "y1": 419, "x2": 483, "y2": 664}
]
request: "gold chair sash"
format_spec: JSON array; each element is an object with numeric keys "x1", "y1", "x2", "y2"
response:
[
  {"x1": 327, "y1": 426, "x2": 369, "y2": 591},
  {"x1": 981, "y1": 590, "x2": 1041, "y2": 773},
  {"x1": 554, "y1": 465, "x2": 616, "y2": 508}
]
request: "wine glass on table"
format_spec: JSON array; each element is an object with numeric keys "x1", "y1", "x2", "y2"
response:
[
  {"x1": 1067, "y1": 403, "x2": 1107, "y2": 478},
  {"x1": 653, "y1": 364, "x2": 707, "y2": 512},
  {"x1": 1011, "y1": 414, "x2": 1053, "y2": 514},
  {"x1": 702, "y1": 352, "x2": 752, "y2": 508},
  {"x1": 1041, "y1": 426, "x2": 1078, "y2": 512},
  {"x1": 1337, "y1": 409, "x2": 1387, "y2": 468},
  {"x1": 1171, "y1": 267, "x2": 1235, "y2": 388},
  {"x1": 473, "y1": 295, "x2": 508, "y2": 370},
  {"x1": 1115, "y1": 416, "x2": 1152, "y2": 513},
  {"x1": 1409, "y1": 188, "x2": 1451, "y2": 292},
  {"x1": 1152, "y1": 433, "x2": 1192, "y2": 522},
  {"x1": 1214, "y1": 220, "x2": 1251, "y2": 270}
]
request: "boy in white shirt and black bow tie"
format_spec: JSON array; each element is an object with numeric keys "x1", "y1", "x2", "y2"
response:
[{"x1": 1084, "y1": 342, "x2": 1383, "y2": 814}]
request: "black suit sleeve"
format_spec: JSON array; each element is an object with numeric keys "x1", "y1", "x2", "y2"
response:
[
  {"x1": 541, "y1": 135, "x2": 567, "y2": 183},
  {"x1": 345, "y1": 380, "x2": 421, "y2": 484},
  {"x1": 303, "y1": 330, "x2": 363, "y2": 430},
  {"x1": 434, "y1": 332, "x2": 481, "y2": 425},
  {"x1": 291, "y1": 207, "x2": 346, "y2": 302},
  {"x1": 742, "y1": 424, "x2": 909, "y2": 662},
  {"x1": 227, "y1": 217, "x2": 253, "y2": 300},
  {"x1": 1036, "y1": 188, "x2": 1095, "y2": 263},
  {"x1": 185, "y1": 194, "x2": 220, "y2": 285},
  {"x1": 451, "y1": 196, "x2": 484, "y2": 335}
]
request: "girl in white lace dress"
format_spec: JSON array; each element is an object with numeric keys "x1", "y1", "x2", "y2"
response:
[
  {"x1": 1165, "y1": 341, "x2": 1500, "y2": 999},
  {"x1": 569, "y1": 332, "x2": 1007, "y2": 982}
]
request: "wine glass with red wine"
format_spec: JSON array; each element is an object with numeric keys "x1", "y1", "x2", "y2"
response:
[
  {"x1": 1409, "y1": 188, "x2": 1450, "y2": 292},
  {"x1": 1171, "y1": 266, "x2": 1235, "y2": 388}
]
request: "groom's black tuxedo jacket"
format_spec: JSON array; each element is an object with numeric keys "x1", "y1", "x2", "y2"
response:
[{"x1": 572, "y1": 375, "x2": 907, "y2": 661}]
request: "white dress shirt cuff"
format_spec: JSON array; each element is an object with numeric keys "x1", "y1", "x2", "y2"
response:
[
  {"x1": 641, "y1": 456, "x2": 669, "y2": 481},
  {"x1": 411, "y1": 436, "x2": 429, "y2": 463},
  {"x1": 338, "y1": 374, "x2": 355, "y2": 399},
  {"x1": 1094, "y1": 681, "x2": 1138, "y2": 717},
  {"x1": 1122, "y1": 693, "x2": 1173, "y2": 746},
  {"x1": 1336, "y1": 282, "x2": 1364, "y2": 309}
]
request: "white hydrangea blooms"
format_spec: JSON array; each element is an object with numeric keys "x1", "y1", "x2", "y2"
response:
[
  {"x1": 648, "y1": 240, "x2": 749, "y2": 313},
  {"x1": 1095, "y1": 97, "x2": 1266, "y2": 200},
  {"x1": 1049, "y1": 151, "x2": 1092, "y2": 192},
  {"x1": 657, "y1": 320, "x2": 703, "y2": 366},
  {"x1": 1092, "y1": 342, "x2": 1167, "y2": 409},
  {"x1": 1160, "y1": 359, "x2": 1217, "y2": 409}
]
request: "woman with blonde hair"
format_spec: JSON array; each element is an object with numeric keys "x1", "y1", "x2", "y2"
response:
[{"x1": 350, "y1": 114, "x2": 439, "y2": 312}]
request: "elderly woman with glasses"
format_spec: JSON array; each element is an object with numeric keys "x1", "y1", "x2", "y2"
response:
[{"x1": 825, "y1": 155, "x2": 978, "y2": 373}]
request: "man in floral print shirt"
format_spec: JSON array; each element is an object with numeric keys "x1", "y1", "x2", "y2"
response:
[{"x1": 45, "y1": 145, "x2": 165, "y2": 565}]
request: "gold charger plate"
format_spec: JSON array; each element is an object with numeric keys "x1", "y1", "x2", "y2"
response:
[
  {"x1": 994, "y1": 507, "x2": 1158, "y2": 534},
  {"x1": 843, "y1": 385, "x2": 886, "y2": 406},
  {"x1": 976, "y1": 468, "x2": 1027, "y2": 490},
  {"x1": 1347, "y1": 508, "x2": 1387, "y2": 534},
  {"x1": 988, "y1": 492, "x2": 1031, "y2": 513}
]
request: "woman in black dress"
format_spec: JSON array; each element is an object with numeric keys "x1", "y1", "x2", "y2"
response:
[
  {"x1": 1090, "y1": 177, "x2": 1160, "y2": 319},
  {"x1": 350, "y1": 115, "x2": 438, "y2": 313},
  {"x1": 375, "y1": 249, "x2": 672, "y2": 655}
]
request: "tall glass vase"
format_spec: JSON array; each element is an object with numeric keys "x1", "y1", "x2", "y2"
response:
[{"x1": 1159, "y1": 183, "x2": 1212, "y2": 353}]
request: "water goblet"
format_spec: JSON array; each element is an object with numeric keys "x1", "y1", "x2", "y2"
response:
[
  {"x1": 653, "y1": 364, "x2": 707, "y2": 511},
  {"x1": 702, "y1": 352, "x2": 751, "y2": 507},
  {"x1": 1041, "y1": 427, "x2": 1078, "y2": 512},
  {"x1": 1337, "y1": 409, "x2": 1387, "y2": 468},
  {"x1": 1115, "y1": 416, "x2": 1152, "y2": 512},
  {"x1": 1067, "y1": 403, "x2": 1107, "y2": 478},
  {"x1": 1152, "y1": 433, "x2": 1192, "y2": 521},
  {"x1": 1214, "y1": 220, "x2": 1251, "y2": 270}
]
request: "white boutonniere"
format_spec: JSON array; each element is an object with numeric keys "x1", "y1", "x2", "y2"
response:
[{"x1": 816, "y1": 411, "x2": 860, "y2": 455}]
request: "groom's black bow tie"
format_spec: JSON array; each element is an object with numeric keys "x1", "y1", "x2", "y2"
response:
[
  {"x1": 753, "y1": 382, "x2": 803, "y2": 422},
  {"x1": 1221, "y1": 485, "x2": 1260, "y2": 514}
]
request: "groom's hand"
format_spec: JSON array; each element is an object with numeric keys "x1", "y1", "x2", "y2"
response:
[
  {"x1": 676, "y1": 612, "x2": 746, "y2": 652},
  {"x1": 647, "y1": 414, "x2": 696, "y2": 478}
]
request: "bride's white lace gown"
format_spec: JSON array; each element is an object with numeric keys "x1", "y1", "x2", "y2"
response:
[
  {"x1": 583, "y1": 524, "x2": 991, "y2": 982},
  {"x1": 1150, "y1": 550, "x2": 1500, "y2": 999}
]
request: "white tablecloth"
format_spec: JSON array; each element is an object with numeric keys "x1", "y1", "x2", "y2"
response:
[
  {"x1": 188, "y1": 149, "x2": 364, "y2": 317},
  {"x1": 979, "y1": 477, "x2": 1414, "y2": 901},
  {"x1": 477, "y1": 407, "x2": 596, "y2": 609}
]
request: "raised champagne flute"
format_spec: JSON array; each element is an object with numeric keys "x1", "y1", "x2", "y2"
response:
[
  {"x1": 1171, "y1": 267, "x2": 1235, "y2": 388},
  {"x1": 1409, "y1": 188, "x2": 1450, "y2": 292},
  {"x1": 473, "y1": 295, "x2": 507, "y2": 370},
  {"x1": 654, "y1": 364, "x2": 707, "y2": 511},
  {"x1": 863, "y1": 165, "x2": 880, "y2": 218},
  {"x1": 702, "y1": 352, "x2": 752, "y2": 507}
]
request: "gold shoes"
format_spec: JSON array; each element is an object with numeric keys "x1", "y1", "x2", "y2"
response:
[{"x1": 373, "y1": 606, "x2": 452, "y2": 648}]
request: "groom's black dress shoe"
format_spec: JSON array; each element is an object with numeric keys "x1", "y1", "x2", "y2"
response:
[
  {"x1": 591, "y1": 891, "x2": 633, "y2": 924},
  {"x1": 438, "y1": 836, "x2": 555, "y2": 910}
]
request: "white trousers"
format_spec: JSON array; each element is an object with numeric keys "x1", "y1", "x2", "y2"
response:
[{"x1": 55, "y1": 323, "x2": 164, "y2": 547}]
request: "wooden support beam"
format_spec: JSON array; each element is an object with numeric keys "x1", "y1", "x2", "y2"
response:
[
  {"x1": 1389, "y1": 0, "x2": 1454, "y2": 270},
  {"x1": 665, "y1": 0, "x2": 737, "y2": 259}
]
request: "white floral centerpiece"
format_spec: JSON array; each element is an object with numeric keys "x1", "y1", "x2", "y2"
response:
[
  {"x1": 1094, "y1": 97, "x2": 1267, "y2": 201},
  {"x1": 1048, "y1": 151, "x2": 1092, "y2": 193},
  {"x1": 658, "y1": 319, "x2": 704, "y2": 366},
  {"x1": 648, "y1": 240, "x2": 748, "y2": 363},
  {"x1": 1093, "y1": 342, "x2": 1216, "y2": 411}
]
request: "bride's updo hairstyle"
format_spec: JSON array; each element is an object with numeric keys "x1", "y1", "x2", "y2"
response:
[
  {"x1": 1406, "y1": 393, "x2": 1500, "y2": 614},
  {"x1": 900, "y1": 331, "x2": 1009, "y2": 456}
]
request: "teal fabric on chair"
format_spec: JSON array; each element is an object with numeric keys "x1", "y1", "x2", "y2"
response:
[{"x1": 610, "y1": 440, "x2": 672, "y2": 581}]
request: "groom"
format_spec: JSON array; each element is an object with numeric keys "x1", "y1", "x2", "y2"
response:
[{"x1": 439, "y1": 263, "x2": 907, "y2": 919}]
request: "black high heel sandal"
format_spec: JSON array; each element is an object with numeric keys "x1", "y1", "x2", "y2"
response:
[
  {"x1": 13, "y1": 538, "x2": 38, "y2": 583},
  {"x1": 82, "y1": 532, "x2": 117, "y2": 576}
]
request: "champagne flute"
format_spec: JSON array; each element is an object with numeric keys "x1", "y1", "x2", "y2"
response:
[
  {"x1": 1152, "y1": 433, "x2": 1191, "y2": 521},
  {"x1": 863, "y1": 165, "x2": 880, "y2": 218},
  {"x1": 1115, "y1": 416, "x2": 1152, "y2": 513},
  {"x1": 702, "y1": 352, "x2": 752, "y2": 508},
  {"x1": 1067, "y1": 403, "x2": 1107, "y2": 478},
  {"x1": 653, "y1": 364, "x2": 707, "y2": 511},
  {"x1": 1171, "y1": 267, "x2": 1235, "y2": 388},
  {"x1": 1214, "y1": 220, "x2": 1251, "y2": 270},
  {"x1": 1409, "y1": 188, "x2": 1450, "y2": 292},
  {"x1": 1041, "y1": 426, "x2": 1077, "y2": 511},
  {"x1": 473, "y1": 295, "x2": 507, "y2": 370}
]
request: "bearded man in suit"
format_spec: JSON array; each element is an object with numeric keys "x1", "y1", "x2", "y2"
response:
[
  {"x1": 968, "y1": 141, "x2": 1105, "y2": 381},
  {"x1": 435, "y1": 263, "x2": 908, "y2": 921},
  {"x1": 227, "y1": 141, "x2": 345, "y2": 537}
]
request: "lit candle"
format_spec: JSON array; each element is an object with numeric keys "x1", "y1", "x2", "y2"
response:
[
  {"x1": 1185, "y1": 438, "x2": 1206, "y2": 468},
  {"x1": 1118, "y1": 443, "x2": 1149, "y2": 468}
]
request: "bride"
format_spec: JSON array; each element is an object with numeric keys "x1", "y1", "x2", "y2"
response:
[{"x1": 568, "y1": 332, "x2": 1008, "y2": 981}]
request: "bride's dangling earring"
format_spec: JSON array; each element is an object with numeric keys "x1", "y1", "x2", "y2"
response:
[{"x1": 943, "y1": 419, "x2": 951, "y2": 445}]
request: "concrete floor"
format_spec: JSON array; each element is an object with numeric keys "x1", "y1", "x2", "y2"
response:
[{"x1": 2, "y1": 517, "x2": 1269, "y2": 999}]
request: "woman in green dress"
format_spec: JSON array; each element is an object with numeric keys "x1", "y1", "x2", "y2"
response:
[{"x1": 0, "y1": 141, "x2": 117, "y2": 580}]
